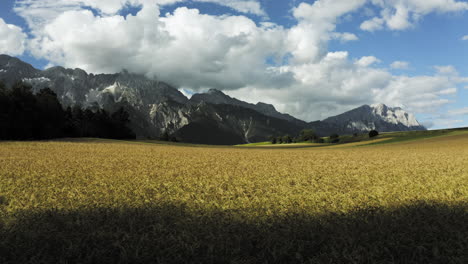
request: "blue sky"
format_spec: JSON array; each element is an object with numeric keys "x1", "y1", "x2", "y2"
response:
[{"x1": 1, "y1": 0, "x2": 468, "y2": 128}]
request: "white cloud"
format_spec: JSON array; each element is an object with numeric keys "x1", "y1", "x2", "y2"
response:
[
  {"x1": 331, "y1": 32, "x2": 359, "y2": 42},
  {"x1": 0, "y1": 18, "x2": 27, "y2": 56},
  {"x1": 179, "y1": 87, "x2": 195, "y2": 99},
  {"x1": 461, "y1": 35, "x2": 468, "y2": 40},
  {"x1": 360, "y1": 16, "x2": 385, "y2": 31},
  {"x1": 287, "y1": 0, "x2": 366, "y2": 63},
  {"x1": 448, "y1": 107, "x2": 468, "y2": 116},
  {"x1": 390, "y1": 60, "x2": 409, "y2": 69},
  {"x1": 434, "y1": 65, "x2": 458, "y2": 75},
  {"x1": 193, "y1": 0, "x2": 266, "y2": 16},
  {"x1": 430, "y1": 119, "x2": 464, "y2": 128},
  {"x1": 14, "y1": 0, "x2": 182, "y2": 30},
  {"x1": 438, "y1": 88, "x2": 457, "y2": 95},
  {"x1": 228, "y1": 53, "x2": 461, "y2": 120},
  {"x1": 362, "y1": 0, "x2": 468, "y2": 31},
  {"x1": 20, "y1": 2, "x2": 292, "y2": 89},
  {"x1": 355, "y1": 56, "x2": 381, "y2": 67}
]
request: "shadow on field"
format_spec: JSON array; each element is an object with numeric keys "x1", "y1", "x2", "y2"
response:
[{"x1": 0, "y1": 201, "x2": 466, "y2": 264}]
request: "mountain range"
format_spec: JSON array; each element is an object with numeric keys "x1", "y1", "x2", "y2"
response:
[{"x1": 0, "y1": 54, "x2": 426, "y2": 144}]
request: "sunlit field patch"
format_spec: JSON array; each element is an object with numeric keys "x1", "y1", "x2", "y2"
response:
[{"x1": 0, "y1": 133, "x2": 467, "y2": 263}]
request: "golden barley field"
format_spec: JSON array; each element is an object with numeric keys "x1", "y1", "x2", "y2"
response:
[{"x1": 0, "y1": 133, "x2": 467, "y2": 263}]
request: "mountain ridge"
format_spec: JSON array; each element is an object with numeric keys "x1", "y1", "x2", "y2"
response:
[
  {"x1": 0, "y1": 54, "x2": 426, "y2": 144},
  {"x1": 322, "y1": 103, "x2": 425, "y2": 133}
]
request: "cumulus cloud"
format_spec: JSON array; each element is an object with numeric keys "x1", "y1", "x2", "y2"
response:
[
  {"x1": 287, "y1": 0, "x2": 366, "y2": 64},
  {"x1": 331, "y1": 32, "x2": 359, "y2": 42},
  {"x1": 434, "y1": 65, "x2": 458, "y2": 75},
  {"x1": 10, "y1": 0, "x2": 467, "y2": 123},
  {"x1": 360, "y1": 16, "x2": 385, "y2": 31},
  {"x1": 390, "y1": 60, "x2": 409, "y2": 69},
  {"x1": 228, "y1": 52, "x2": 462, "y2": 120},
  {"x1": 193, "y1": 0, "x2": 266, "y2": 16},
  {"x1": 0, "y1": 18, "x2": 27, "y2": 56},
  {"x1": 355, "y1": 56, "x2": 381, "y2": 67},
  {"x1": 437, "y1": 88, "x2": 457, "y2": 95},
  {"x1": 429, "y1": 119, "x2": 463, "y2": 128},
  {"x1": 362, "y1": 0, "x2": 468, "y2": 31},
  {"x1": 18, "y1": 0, "x2": 293, "y2": 89},
  {"x1": 14, "y1": 0, "x2": 182, "y2": 31},
  {"x1": 448, "y1": 107, "x2": 468, "y2": 116}
]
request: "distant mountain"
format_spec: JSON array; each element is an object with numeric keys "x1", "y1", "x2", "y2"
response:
[
  {"x1": 317, "y1": 103, "x2": 426, "y2": 134},
  {"x1": 0, "y1": 54, "x2": 426, "y2": 144},
  {"x1": 176, "y1": 102, "x2": 304, "y2": 145},
  {"x1": 189, "y1": 89, "x2": 306, "y2": 125}
]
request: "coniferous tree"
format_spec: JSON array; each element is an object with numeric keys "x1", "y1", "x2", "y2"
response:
[
  {"x1": 36, "y1": 88, "x2": 66, "y2": 138},
  {"x1": 369, "y1": 130, "x2": 379, "y2": 138},
  {"x1": 282, "y1": 135, "x2": 292, "y2": 144},
  {"x1": 160, "y1": 131, "x2": 170, "y2": 141},
  {"x1": 298, "y1": 129, "x2": 317, "y2": 142},
  {"x1": 0, "y1": 81, "x2": 136, "y2": 140},
  {"x1": 0, "y1": 82, "x2": 11, "y2": 139}
]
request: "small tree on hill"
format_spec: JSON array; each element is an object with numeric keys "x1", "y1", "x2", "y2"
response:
[
  {"x1": 299, "y1": 129, "x2": 317, "y2": 142},
  {"x1": 315, "y1": 138, "x2": 325, "y2": 143},
  {"x1": 270, "y1": 136, "x2": 277, "y2": 144},
  {"x1": 369, "y1": 130, "x2": 379, "y2": 138},
  {"x1": 283, "y1": 135, "x2": 292, "y2": 144},
  {"x1": 160, "y1": 131, "x2": 170, "y2": 141},
  {"x1": 329, "y1": 133, "x2": 340, "y2": 143},
  {"x1": 277, "y1": 136, "x2": 283, "y2": 144}
]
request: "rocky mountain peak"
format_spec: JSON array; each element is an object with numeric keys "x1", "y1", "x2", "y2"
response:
[
  {"x1": 322, "y1": 103, "x2": 425, "y2": 133},
  {"x1": 207, "y1": 88, "x2": 224, "y2": 95},
  {"x1": 370, "y1": 103, "x2": 389, "y2": 116},
  {"x1": 255, "y1": 102, "x2": 278, "y2": 114},
  {"x1": 0, "y1": 54, "x2": 32, "y2": 69},
  {"x1": 43, "y1": 66, "x2": 68, "y2": 76},
  {"x1": 190, "y1": 89, "x2": 233, "y2": 105},
  {"x1": 0, "y1": 55, "x2": 39, "y2": 86}
]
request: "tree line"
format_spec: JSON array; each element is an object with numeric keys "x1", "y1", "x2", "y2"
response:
[
  {"x1": 270, "y1": 129, "x2": 326, "y2": 144},
  {"x1": 0, "y1": 81, "x2": 135, "y2": 140},
  {"x1": 270, "y1": 129, "x2": 379, "y2": 145}
]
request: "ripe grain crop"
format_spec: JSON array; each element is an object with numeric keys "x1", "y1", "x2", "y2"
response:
[{"x1": 0, "y1": 134, "x2": 467, "y2": 263}]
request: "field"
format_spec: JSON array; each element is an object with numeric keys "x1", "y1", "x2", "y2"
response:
[
  {"x1": 236, "y1": 141, "x2": 327, "y2": 148},
  {"x1": 0, "y1": 132, "x2": 467, "y2": 263}
]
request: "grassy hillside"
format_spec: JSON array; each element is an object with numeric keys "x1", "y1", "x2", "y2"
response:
[{"x1": 0, "y1": 134, "x2": 467, "y2": 263}]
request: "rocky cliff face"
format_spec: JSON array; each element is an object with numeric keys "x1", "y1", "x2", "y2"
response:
[
  {"x1": 320, "y1": 103, "x2": 426, "y2": 134},
  {"x1": 0, "y1": 54, "x2": 426, "y2": 144},
  {"x1": 189, "y1": 88, "x2": 306, "y2": 125}
]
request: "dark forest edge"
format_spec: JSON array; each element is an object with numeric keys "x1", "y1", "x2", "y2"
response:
[{"x1": 0, "y1": 81, "x2": 136, "y2": 140}]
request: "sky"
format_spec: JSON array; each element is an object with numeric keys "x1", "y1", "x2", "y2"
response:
[{"x1": 1, "y1": 0, "x2": 468, "y2": 128}]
